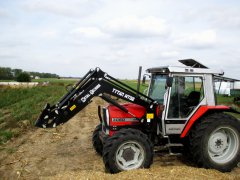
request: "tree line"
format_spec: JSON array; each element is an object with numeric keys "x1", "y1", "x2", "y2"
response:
[{"x1": 0, "y1": 67, "x2": 59, "y2": 80}]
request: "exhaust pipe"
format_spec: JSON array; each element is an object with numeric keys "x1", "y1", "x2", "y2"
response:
[{"x1": 137, "y1": 66, "x2": 142, "y2": 95}]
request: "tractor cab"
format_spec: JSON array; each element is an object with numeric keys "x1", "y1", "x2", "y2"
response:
[{"x1": 146, "y1": 59, "x2": 225, "y2": 135}]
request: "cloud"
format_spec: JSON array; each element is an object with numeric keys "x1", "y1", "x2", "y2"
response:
[
  {"x1": 23, "y1": 0, "x2": 102, "y2": 17},
  {"x1": 211, "y1": 9, "x2": 240, "y2": 28},
  {"x1": 160, "y1": 51, "x2": 179, "y2": 58},
  {"x1": 40, "y1": 29, "x2": 58, "y2": 39},
  {"x1": 143, "y1": 45, "x2": 179, "y2": 59},
  {"x1": 0, "y1": 40, "x2": 29, "y2": 48},
  {"x1": 194, "y1": 7, "x2": 240, "y2": 29},
  {"x1": 70, "y1": 27, "x2": 106, "y2": 39},
  {"x1": 1, "y1": 0, "x2": 240, "y2": 79},
  {"x1": 0, "y1": 55, "x2": 18, "y2": 59},
  {"x1": 0, "y1": 7, "x2": 8, "y2": 17},
  {"x1": 104, "y1": 16, "x2": 168, "y2": 38},
  {"x1": 174, "y1": 30, "x2": 217, "y2": 49}
]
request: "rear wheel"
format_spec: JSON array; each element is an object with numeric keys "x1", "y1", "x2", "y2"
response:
[
  {"x1": 103, "y1": 129, "x2": 153, "y2": 173},
  {"x1": 92, "y1": 124, "x2": 103, "y2": 156},
  {"x1": 189, "y1": 113, "x2": 240, "y2": 172}
]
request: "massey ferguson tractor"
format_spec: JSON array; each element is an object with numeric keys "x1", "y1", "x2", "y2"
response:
[{"x1": 35, "y1": 59, "x2": 240, "y2": 173}]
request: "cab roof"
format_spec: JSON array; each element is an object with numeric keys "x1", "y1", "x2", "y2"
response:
[{"x1": 146, "y1": 59, "x2": 224, "y2": 76}]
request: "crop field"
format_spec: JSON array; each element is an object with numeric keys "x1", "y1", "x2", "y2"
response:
[{"x1": 0, "y1": 78, "x2": 239, "y2": 179}]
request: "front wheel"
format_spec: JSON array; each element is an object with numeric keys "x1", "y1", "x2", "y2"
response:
[
  {"x1": 103, "y1": 129, "x2": 153, "y2": 173},
  {"x1": 92, "y1": 124, "x2": 103, "y2": 156},
  {"x1": 189, "y1": 113, "x2": 240, "y2": 172}
]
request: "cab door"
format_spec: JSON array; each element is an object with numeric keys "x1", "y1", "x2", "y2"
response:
[{"x1": 164, "y1": 75, "x2": 205, "y2": 135}]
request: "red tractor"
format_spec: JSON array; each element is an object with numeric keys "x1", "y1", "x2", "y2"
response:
[{"x1": 35, "y1": 59, "x2": 240, "y2": 173}]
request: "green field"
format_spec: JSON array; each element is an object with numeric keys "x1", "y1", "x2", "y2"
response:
[
  {"x1": 0, "y1": 78, "x2": 239, "y2": 145},
  {"x1": 0, "y1": 82, "x2": 67, "y2": 144}
]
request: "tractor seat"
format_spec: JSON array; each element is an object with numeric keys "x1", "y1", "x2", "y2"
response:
[{"x1": 187, "y1": 91, "x2": 201, "y2": 107}]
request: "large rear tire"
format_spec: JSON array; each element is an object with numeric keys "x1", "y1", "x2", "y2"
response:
[
  {"x1": 92, "y1": 124, "x2": 103, "y2": 156},
  {"x1": 103, "y1": 129, "x2": 153, "y2": 173},
  {"x1": 189, "y1": 113, "x2": 240, "y2": 172}
]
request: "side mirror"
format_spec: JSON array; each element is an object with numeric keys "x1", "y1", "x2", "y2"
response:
[
  {"x1": 142, "y1": 74, "x2": 151, "y2": 85},
  {"x1": 142, "y1": 76, "x2": 146, "y2": 84},
  {"x1": 166, "y1": 77, "x2": 173, "y2": 87}
]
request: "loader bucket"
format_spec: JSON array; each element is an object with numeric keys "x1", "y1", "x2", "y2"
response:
[{"x1": 35, "y1": 103, "x2": 57, "y2": 128}]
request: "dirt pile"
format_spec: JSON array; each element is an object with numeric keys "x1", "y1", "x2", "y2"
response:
[
  {"x1": 0, "y1": 98, "x2": 239, "y2": 179},
  {"x1": 49, "y1": 166, "x2": 236, "y2": 180}
]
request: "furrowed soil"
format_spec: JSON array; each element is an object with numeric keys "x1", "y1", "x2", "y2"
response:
[{"x1": 0, "y1": 98, "x2": 239, "y2": 180}]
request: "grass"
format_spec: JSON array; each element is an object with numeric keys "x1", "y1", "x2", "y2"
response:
[
  {"x1": 0, "y1": 82, "x2": 67, "y2": 144},
  {"x1": 217, "y1": 95, "x2": 234, "y2": 104},
  {"x1": 0, "y1": 85, "x2": 66, "y2": 122},
  {"x1": 121, "y1": 80, "x2": 149, "y2": 94},
  {"x1": 0, "y1": 78, "x2": 239, "y2": 145},
  {"x1": 0, "y1": 79, "x2": 15, "y2": 82},
  {"x1": 216, "y1": 95, "x2": 240, "y2": 118},
  {"x1": 0, "y1": 130, "x2": 14, "y2": 145}
]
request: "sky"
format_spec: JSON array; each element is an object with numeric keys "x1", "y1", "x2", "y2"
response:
[{"x1": 0, "y1": 0, "x2": 240, "y2": 79}]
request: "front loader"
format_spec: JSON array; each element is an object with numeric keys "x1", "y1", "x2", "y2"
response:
[{"x1": 35, "y1": 59, "x2": 240, "y2": 173}]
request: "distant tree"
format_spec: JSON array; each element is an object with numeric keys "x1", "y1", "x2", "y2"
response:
[
  {"x1": 28, "y1": 71, "x2": 59, "y2": 78},
  {"x1": 16, "y1": 72, "x2": 31, "y2": 82},
  {"x1": 0, "y1": 67, "x2": 13, "y2": 80},
  {"x1": 12, "y1": 69, "x2": 22, "y2": 77},
  {"x1": 0, "y1": 66, "x2": 59, "y2": 80}
]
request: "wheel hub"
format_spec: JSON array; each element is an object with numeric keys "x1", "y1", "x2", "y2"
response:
[
  {"x1": 215, "y1": 139, "x2": 223, "y2": 148},
  {"x1": 116, "y1": 141, "x2": 144, "y2": 170},
  {"x1": 121, "y1": 147, "x2": 135, "y2": 161},
  {"x1": 209, "y1": 132, "x2": 228, "y2": 154},
  {"x1": 208, "y1": 126, "x2": 239, "y2": 164}
]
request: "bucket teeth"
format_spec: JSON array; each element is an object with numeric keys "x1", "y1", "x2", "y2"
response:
[{"x1": 35, "y1": 103, "x2": 54, "y2": 128}]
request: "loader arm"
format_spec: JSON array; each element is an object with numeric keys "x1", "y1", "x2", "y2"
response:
[{"x1": 35, "y1": 68, "x2": 157, "y2": 128}]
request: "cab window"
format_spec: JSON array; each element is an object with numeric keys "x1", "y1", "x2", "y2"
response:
[{"x1": 167, "y1": 76, "x2": 204, "y2": 118}]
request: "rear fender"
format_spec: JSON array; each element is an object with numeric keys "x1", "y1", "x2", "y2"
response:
[{"x1": 180, "y1": 105, "x2": 231, "y2": 138}]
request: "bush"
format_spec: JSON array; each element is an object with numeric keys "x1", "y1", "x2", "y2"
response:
[{"x1": 16, "y1": 72, "x2": 31, "y2": 82}]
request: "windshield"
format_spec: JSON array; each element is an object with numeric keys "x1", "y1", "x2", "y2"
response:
[{"x1": 148, "y1": 74, "x2": 167, "y2": 104}]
